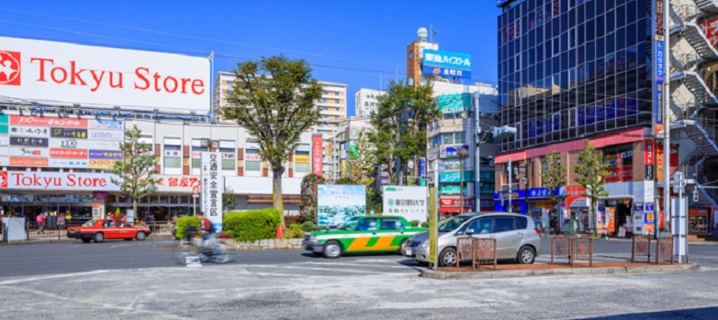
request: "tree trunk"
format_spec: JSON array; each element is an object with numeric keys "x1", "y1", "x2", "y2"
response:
[
  {"x1": 132, "y1": 198, "x2": 138, "y2": 223},
  {"x1": 272, "y1": 166, "x2": 286, "y2": 227}
]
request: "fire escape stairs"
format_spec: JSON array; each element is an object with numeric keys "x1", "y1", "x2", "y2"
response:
[{"x1": 694, "y1": 0, "x2": 718, "y2": 14}]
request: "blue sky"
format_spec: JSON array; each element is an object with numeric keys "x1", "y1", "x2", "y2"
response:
[{"x1": 0, "y1": 0, "x2": 501, "y2": 116}]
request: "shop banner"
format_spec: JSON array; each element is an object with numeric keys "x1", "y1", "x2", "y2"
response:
[
  {"x1": 89, "y1": 129, "x2": 124, "y2": 141},
  {"x1": 566, "y1": 186, "x2": 587, "y2": 207},
  {"x1": 89, "y1": 150, "x2": 124, "y2": 160},
  {"x1": 89, "y1": 159, "x2": 116, "y2": 169},
  {"x1": 312, "y1": 134, "x2": 323, "y2": 176},
  {"x1": 9, "y1": 146, "x2": 49, "y2": 158},
  {"x1": 9, "y1": 137, "x2": 48, "y2": 147},
  {"x1": 155, "y1": 175, "x2": 201, "y2": 193},
  {"x1": 51, "y1": 128, "x2": 88, "y2": 139},
  {"x1": 48, "y1": 159, "x2": 88, "y2": 168},
  {"x1": 0, "y1": 171, "x2": 120, "y2": 191},
  {"x1": 439, "y1": 171, "x2": 474, "y2": 183},
  {"x1": 9, "y1": 126, "x2": 50, "y2": 138},
  {"x1": 440, "y1": 198, "x2": 475, "y2": 208},
  {"x1": 645, "y1": 139, "x2": 654, "y2": 165},
  {"x1": 317, "y1": 184, "x2": 366, "y2": 226},
  {"x1": 88, "y1": 119, "x2": 124, "y2": 130},
  {"x1": 383, "y1": 186, "x2": 428, "y2": 222},
  {"x1": 10, "y1": 116, "x2": 88, "y2": 128},
  {"x1": 439, "y1": 145, "x2": 469, "y2": 158},
  {"x1": 49, "y1": 138, "x2": 119, "y2": 150},
  {"x1": 10, "y1": 157, "x2": 48, "y2": 167},
  {"x1": 201, "y1": 152, "x2": 223, "y2": 232}
]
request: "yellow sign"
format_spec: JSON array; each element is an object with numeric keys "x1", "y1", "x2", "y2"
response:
[
  {"x1": 429, "y1": 187, "x2": 437, "y2": 265},
  {"x1": 295, "y1": 155, "x2": 310, "y2": 164}
]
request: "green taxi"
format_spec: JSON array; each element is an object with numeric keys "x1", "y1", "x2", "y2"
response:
[{"x1": 303, "y1": 215, "x2": 427, "y2": 258}]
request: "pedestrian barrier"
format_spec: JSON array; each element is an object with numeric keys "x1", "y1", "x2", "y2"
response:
[
  {"x1": 145, "y1": 221, "x2": 173, "y2": 237},
  {"x1": 570, "y1": 238, "x2": 593, "y2": 267},
  {"x1": 472, "y1": 238, "x2": 497, "y2": 270},
  {"x1": 551, "y1": 236, "x2": 571, "y2": 265},
  {"x1": 456, "y1": 237, "x2": 474, "y2": 268},
  {"x1": 655, "y1": 237, "x2": 674, "y2": 264},
  {"x1": 26, "y1": 222, "x2": 63, "y2": 240},
  {"x1": 631, "y1": 235, "x2": 651, "y2": 263}
]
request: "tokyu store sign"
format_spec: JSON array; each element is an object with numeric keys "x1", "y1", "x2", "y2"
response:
[
  {"x1": 0, "y1": 171, "x2": 120, "y2": 191},
  {"x1": 383, "y1": 186, "x2": 428, "y2": 223},
  {"x1": 0, "y1": 36, "x2": 210, "y2": 114},
  {"x1": 201, "y1": 152, "x2": 223, "y2": 232}
]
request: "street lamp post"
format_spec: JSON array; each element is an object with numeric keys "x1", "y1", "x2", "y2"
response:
[{"x1": 458, "y1": 148, "x2": 469, "y2": 214}]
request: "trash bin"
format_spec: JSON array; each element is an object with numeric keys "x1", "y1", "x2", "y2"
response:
[{"x1": 564, "y1": 219, "x2": 578, "y2": 237}]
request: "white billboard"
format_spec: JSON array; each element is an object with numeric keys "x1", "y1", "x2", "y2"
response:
[
  {"x1": 382, "y1": 186, "x2": 428, "y2": 223},
  {"x1": 201, "y1": 152, "x2": 223, "y2": 232},
  {"x1": 0, "y1": 36, "x2": 210, "y2": 114}
]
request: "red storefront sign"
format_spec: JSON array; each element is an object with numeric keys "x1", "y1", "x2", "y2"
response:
[
  {"x1": 312, "y1": 134, "x2": 323, "y2": 176},
  {"x1": 439, "y1": 198, "x2": 475, "y2": 208},
  {"x1": 50, "y1": 148, "x2": 89, "y2": 159},
  {"x1": 702, "y1": 17, "x2": 718, "y2": 47},
  {"x1": 10, "y1": 116, "x2": 88, "y2": 128},
  {"x1": 644, "y1": 139, "x2": 654, "y2": 165},
  {"x1": 566, "y1": 186, "x2": 587, "y2": 207},
  {"x1": 605, "y1": 166, "x2": 633, "y2": 183}
]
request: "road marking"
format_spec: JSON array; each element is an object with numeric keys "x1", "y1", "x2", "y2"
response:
[
  {"x1": 238, "y1": 264, "x2": 400, "y2": 275},
  {"x1": 302, "y1": 261, "x2": 417, "y2": 270},
  {"x1": 0, "y1": 270, "x2": 110, "y2": 285}
]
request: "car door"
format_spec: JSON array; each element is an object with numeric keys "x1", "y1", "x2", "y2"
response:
[
  {"x1": 492, "y1": 216, "x2": 520, "y2": 259},
  {"x1": 344, "y1": 217, "x2": 380, "y2": 253},
  {"x1": 102, "y1": 220, "x2": 120, "y2": 239},
  {"x1": 375, "y1": 217, "x2": 405, "y2": 252}
]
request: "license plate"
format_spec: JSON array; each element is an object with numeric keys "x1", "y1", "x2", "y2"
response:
[{"x1": 405, "y1": 248, "x2": 412, "y2": 256}]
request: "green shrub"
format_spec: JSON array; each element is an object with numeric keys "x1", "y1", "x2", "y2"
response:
[
  {"x1": 175, "y1": 216, "x2": 201, "y2": 239},
  {"x1": 301, "y1": 221, "x2": 320, "y2": 232},
  {"x1": 289, "y1": 223, "x2": 301, "y2": 229},
  {"x1": 410, "y1": 220, "x2": 420, "y2": 227},
  {"x1": 284, "y1": 226, "x2": 304, "y2": 239},
  {"x1": 223, "y1": 208, "x2": 281, "y2": 242},
  {"x1": 420, "y1": 221, "x2": 429, "y2": 228}
]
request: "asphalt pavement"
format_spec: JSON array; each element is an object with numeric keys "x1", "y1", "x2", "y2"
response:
[{"x1": 0, "y1": 238, "x2": 716, "y2": 319}]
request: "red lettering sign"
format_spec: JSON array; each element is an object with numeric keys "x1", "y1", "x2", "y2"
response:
[{"x1": 644, "y1": 139, "x2": 654, "y2": 166}]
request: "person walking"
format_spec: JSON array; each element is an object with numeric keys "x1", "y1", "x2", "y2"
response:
[
  {"x1": 57, "y1": 213, "x2": 66, "y2": 230},
  {"x1": 36, "y1": 213, "x2": 46, "y2": 234}
]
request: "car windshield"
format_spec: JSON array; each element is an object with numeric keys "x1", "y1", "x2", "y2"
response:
[
  {"x1": 337, "y1": 218, "x2": 358, "y2": 231},
  {"x1": 438, "y1": 216, "x2": 472, "y2": 232},
  {"x1": 82, "y1": 220, "x2": 96, "y2": 227}
]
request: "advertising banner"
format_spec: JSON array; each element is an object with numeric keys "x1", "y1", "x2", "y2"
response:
[
  {"x1": 422, "y1": 65, "x2": 471, "y2": 79},
  {"x1": 312, "y1": 134, "x2": 323, "y2": 175},
  {"x1": 439, "y1": 171, "x2": 475, "y2": 183},
  {"x1": 317, "y1": 184, "x2": 366, "y2": 226},
  {"x1": 201, "y1": 152, "x2": 223, "y2": 232},
  {"x1": 439, "y1": 145, "x2": 469, "y2": 158},
  {"x1": 1, "y1": 115, "x2": 123, "y2": 168},
  {"x1": 439, "y1": 198, "x2": 475, "y2": 208},
  {"x1": 295, "y1": 155, "x2": 310, "y2": 164},
  {"x1": 438, "y1": 93, "x2": 472, "y2": 114},
  {"x1": 154, "y1": 175, "x2": 202, "y2": 193},
  {"x1": 0, "y1": 171, "x2": 120, "y2": 191},
  {"x1": 0, "y1": 36, "x2": 210, "y2": 114},
  {"x1": 422, "y1": 49, "x2": 471, "y2": 71},
  {"x1": 382, "y1": 186, "x2": 428, "y2": 222},
  {"x1": 652, "y1": 0, "x2": 666, "y2": 135},
  {"x1": 418, "y1": 157, "x2": 426, "y2": 178}
]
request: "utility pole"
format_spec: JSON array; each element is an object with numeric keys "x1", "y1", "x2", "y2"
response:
[{"x1": 474, "y1": 93, "x2": 481, "y2": 213}]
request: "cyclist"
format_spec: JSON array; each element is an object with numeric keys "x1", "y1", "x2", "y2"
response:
[{"x1": 199, "y1": 215, "x2": 220, "y2": 256}]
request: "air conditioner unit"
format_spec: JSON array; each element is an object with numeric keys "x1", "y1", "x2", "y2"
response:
[
  {"x1": 200, "y1": 139, "x2": 210, "y2": 148},
  {"x1": 211, "y1": 140, "x2": 219, "y2": 149}
]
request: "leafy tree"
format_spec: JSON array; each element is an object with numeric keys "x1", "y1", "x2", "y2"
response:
[
  {"x1": 111, "y1": 125, "x2": 159, "y2": 221},
  {"x1": 223, "y1": 55, "x2": 322, "y2": 226},
  {"x1": 299, "y1": 174, "x2": 324, "y2": 223},
  {"x1": 541, "y1": 150, "x2": 567, "y2": 211},
  {"x1": 334, "y1": 177, "x2": 357, "y2": 185},
  {"x1": 369, "y1": 79, "x2": 439, "y2": 185},
  {"x1": 574, "y1": 142, "x2": 610, "y2": 235},
  {"x1": 345, "y1": 129, "x2": 382, "y2": 213},
  {"x1": 223, "y1": 186, "x2": 236, "y2": 212}
]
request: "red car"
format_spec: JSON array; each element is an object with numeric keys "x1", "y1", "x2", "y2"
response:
[{"x1": 67, "y1": 219, "x2": 151, "y2": 243}]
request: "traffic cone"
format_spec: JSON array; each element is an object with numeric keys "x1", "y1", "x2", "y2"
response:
[{"x1": 276, "y1": 223, "x2": 284, "y2": 239}]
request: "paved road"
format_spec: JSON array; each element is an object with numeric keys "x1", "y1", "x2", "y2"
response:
[
  {"x1": 1, "y1": 238, "x2": 716, "y2": 319},
  {"x1": 1, "y1": 237, "x2": 716, "y2": 278}
]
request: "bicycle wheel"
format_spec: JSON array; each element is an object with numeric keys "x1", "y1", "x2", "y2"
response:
[
  {"x1": 211, "y1": 240, "x2": 234, "y2": 264},
  {"x1": 172, "y1": 244, "x2": 199, "y2": 265}
]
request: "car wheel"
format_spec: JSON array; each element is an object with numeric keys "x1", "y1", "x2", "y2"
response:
[
  {"x1": 124, "y1": 238, "x2": 133, "y2": 241},
  {"x1": 517, "y1": 246, "x2": 536, "y2": 264},
  {"x1": 136, "y1": 232, "x2": 147, "y2": 241},
  {"x1": 81, "y1": 238, "x2": 92, "y2": 243},
  {"x1": 439, "y1": 247, "x2": 457, "y2": 267},
  {"x1": 323, "y1": 240, "x2": 342, "y2": 259},
  {"x1": 398, "y1": 239, "x2": 409, "y2": 256},
  {"x1": 93, "y1": 232, "x2": 104, "y2": 243}
]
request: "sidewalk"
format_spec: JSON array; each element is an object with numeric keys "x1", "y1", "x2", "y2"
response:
[{"x1": 421, "y1": 262, "x2": 699, "y2": 280}]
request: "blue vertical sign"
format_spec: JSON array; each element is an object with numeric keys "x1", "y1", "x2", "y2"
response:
[
  {"x1": 652, "y1": 0, "x2": 666, "y2": 130},
  {"x1": 418, "y1": 158, "x2": 426, "y2": 178}
]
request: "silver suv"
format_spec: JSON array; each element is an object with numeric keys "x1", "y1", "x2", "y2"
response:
[{"x1": 406, "y1": 212, "x2": 542, "y2": 267}]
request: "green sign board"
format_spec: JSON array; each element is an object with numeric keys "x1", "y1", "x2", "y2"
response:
[{"x1": 438, "y1": 93, "x2": 472, "y2": 114}]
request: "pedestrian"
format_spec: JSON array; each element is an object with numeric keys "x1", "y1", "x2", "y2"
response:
[
  {"x1": 57, "y1": 213, "x2": 66, "y2": 230},
  {"x1": 550, "y1": 216, "x2": 558, "y2": 235},
  {"x1": 171, "y1": 214, "x2": 178, "y2": 224},
  {"x1": 146, "y1": 214, "x2": 155, "y2": 224},
  {"x1": 36, "y1": 213, "x2": 46, "y2": 234}
]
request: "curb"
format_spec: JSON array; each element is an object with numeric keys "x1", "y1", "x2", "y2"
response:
[{"x1": 420, "y1": 263, "x2": 700, "y2": 280}]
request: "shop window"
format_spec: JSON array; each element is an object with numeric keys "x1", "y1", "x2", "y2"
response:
[
  {"x1": 163, "y1": 138, "x2": 182, "y2": 172},
  {"x1": 246, "y1": 148, "x2": 261, "y2": 171},
  {"x1": 295, "y1": 146, "x2": 310, "y2": 173},
  {"x1": 191, "y1": 138, "x2": 209, "y2": 170}
]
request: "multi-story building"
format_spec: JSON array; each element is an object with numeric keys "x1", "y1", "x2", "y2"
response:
[
  {"x1": 354, "y1": 88, "x2": 384, "y2": 118},
  {"x1": 213, "y1": 73, "x2": 347, "y2": 181},
  {"x1": 404, "y1": 27, "x2": 500, "y2": 215},
  {"x1": 0, "y1": 36, "x2": 315, "y2": 222},
  {"x1": 494, "y1": 0, "x2": 715, "y2": 236}
]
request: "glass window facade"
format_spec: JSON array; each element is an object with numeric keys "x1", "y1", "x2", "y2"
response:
[{"x1": 498, "y1": 0, "x2": 651, "y2": 152}]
